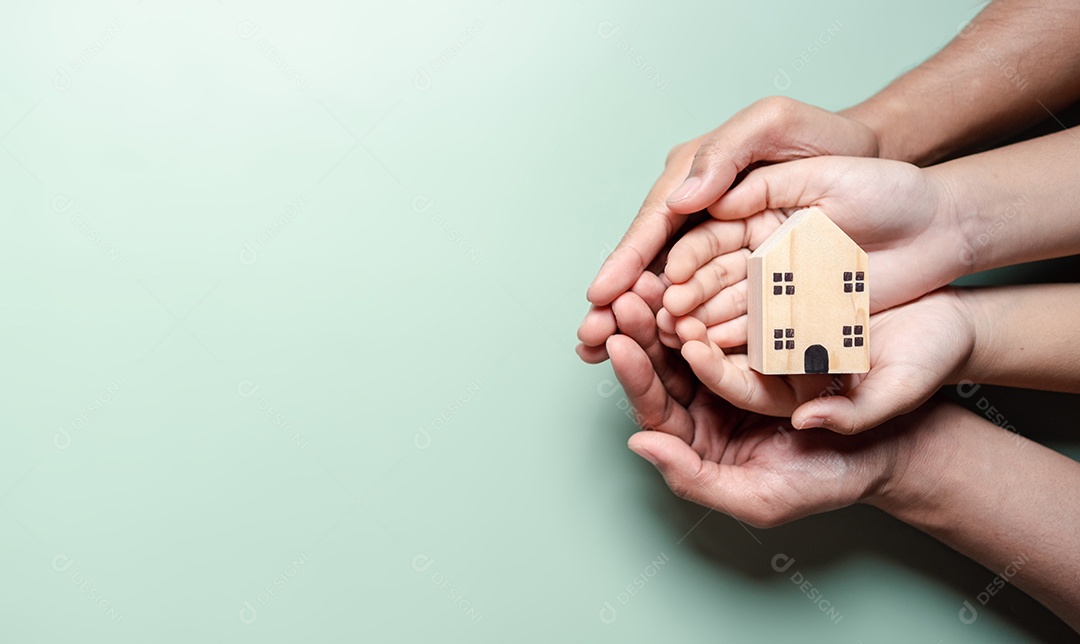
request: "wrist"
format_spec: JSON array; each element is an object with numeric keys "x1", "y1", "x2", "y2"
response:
[
  {"x1": 862, "y1": 402, "x2": 963, "y2": 524},
  {"x1": 924, "y1": 162, "x2": 983, "y2": 282},
  {"x1": 840, "y1": 95, "x2": 911, "y2": 162},
  {"x1": 949, "y1": 288, "x2": 990, "y2": 385}
]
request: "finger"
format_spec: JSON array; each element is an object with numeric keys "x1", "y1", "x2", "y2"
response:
[
  {"x1": 628, "y1": 431, "x2": 765, "y2": 523},
  {"x1": 709, "y1": 157, "x2": 835, "y2": 221},
  {"x1": 665, "y1": 219, "x2": 751, "y2": 284},
  {"x1": 607, "y1": 335, "x2": 694, "y2": 443},
  {"x1": 587, "y1": 144, "x2": 699, "y2": 307},
  {"x1": 657, "y1": 310, "x2": 683, "y2": 348},
  {"x1": 676, "y1": 317, "x2": 741, "y2": 400},
  {"x1": 676, "y1": 317, "x2": 797, "y2": 415},
  {"x1": 706, "y1": 315, "x2": 748, "y2": 348},
  {"x1": 611, "y1": 292, "x2": 695, "y2": 406},
  {"x1": 667, "y1": 97, "x2": 877, "y2": 215},
  {"x1": 576, "y1": 343, "x2": 609, "y2": 364},
  {"x1": 659, "y1": 330, "x2": 681, "y2": 349},
  {"x1": 792, "y1": 363, "x2": 931, "y2": 435},
  {"x1": 588, "y1": 213, "x2": 682, "y2": 307},
  {"x1": 611, "y1": 292, "x2": 660, "y2": 348},
  {"x1": 686, "y1": 280, "x2": 749, "y2": 328},
  {"x1": 663, "y1": 248, "x2": 751, "y2": 317},
  {"x1": 631, "y1": 271, "x2": 667, "y2": 315},
  {"x1": 577, "y1": 305, "x2": 617, "y2": 347},
  {"x1": 657, "y1": 307, "x2": 676, "y2": 334},
  {"x1": 664, "y1": 100, "x2": 788, "y2": 214}
]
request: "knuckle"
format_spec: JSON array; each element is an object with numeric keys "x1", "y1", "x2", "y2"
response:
[
  {"x1": 730, "y1": 284, "x2": 748, "y2": 315},
  {"x1": 755, "y1": 95, "x2": 796, "y2": 117},
  {"x1": 691, "y1": 278, "x2": 707, "y2": 309},
  {"x1": 753, "y1": 95, "x2": 801, "y2": 131},
  {"x1": 710, "y1": 260, "x2": 730, "y2": 288}
]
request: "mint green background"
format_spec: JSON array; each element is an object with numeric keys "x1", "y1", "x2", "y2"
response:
[{"x1": 1, "y1": 1, "x2": 1075, "y2": 642}]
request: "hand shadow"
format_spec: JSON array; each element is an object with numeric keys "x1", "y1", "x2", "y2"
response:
[
  {"x1": 611, "y1": 253, "x2": 1080, "y2": 642},
  {"x1": 612, "y1": 402, "x2": 1078, "y2": 643}
]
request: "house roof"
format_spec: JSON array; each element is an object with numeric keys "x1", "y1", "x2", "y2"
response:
[{"x1": 749, "y1": 207, "x2": 858, "y2": 259}]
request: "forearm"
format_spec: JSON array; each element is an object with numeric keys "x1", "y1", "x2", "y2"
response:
[
  {"x1": 870, "y1": 403, "x2": 1080, "y2": 629},
  {"x1": 842, "y1": 0, "x2": 1080, "y2": 165},
  {"x1": 953, "y1": 285, "x2": 1080, "y2": 392},
  {"x1": 930, "y1": 127, "x2": 1080, "y2": 276}
]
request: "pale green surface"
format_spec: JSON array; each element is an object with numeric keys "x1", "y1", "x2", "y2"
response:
[{"x1": 1, "y1": 1, "x2": 1074, "y2": 642}]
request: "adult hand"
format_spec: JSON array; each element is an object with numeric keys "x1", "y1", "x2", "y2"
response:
[
  {"x1": 603, "y1": 286, "x2": 929, "y2": 527},
  {"x1": 578, "y1": 97, "x2": 880, "y2": 363}
]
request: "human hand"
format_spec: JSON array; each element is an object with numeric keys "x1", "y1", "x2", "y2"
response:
[
  {"x1": 668, "y1": 288, "x2": 974, "y2": 434},
  {"x1": 658, "y1": 156, "x2": 967, "y2": 347},
  {"x1": 578, "y1": 97, "x2": 880, "y2": 363},
  {"x1": 604, "y1": 286, "x2": 935, "y2": 527}
]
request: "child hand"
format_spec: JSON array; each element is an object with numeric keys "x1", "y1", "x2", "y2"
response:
[
  {"x1": 672, "y1": 288, "x2": 974, "y2": 434},
  {"x1": 658, "y1": 156, "x2": 965, "y2": 346}
]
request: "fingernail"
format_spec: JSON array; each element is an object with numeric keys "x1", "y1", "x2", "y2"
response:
[
  {"x1": 667, "y1": 176, "x2": 701, "y2": 204},
  {"x1": 630, "y1": 445, "x2": 659, "y2": 465},
  {"x1": 798, "y1": 417, "x2": 824, "y2": 430}
]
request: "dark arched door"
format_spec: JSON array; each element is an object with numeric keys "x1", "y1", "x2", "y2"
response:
[{"x1": 804, "y1": 345, "x2": 829, "y2": 374}]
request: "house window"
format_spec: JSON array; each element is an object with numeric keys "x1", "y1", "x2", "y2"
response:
[
  {"x1": 842, "y1": 324, "x2": 865, "y2": 348},
  {"x1": 773, "y1": 328, "x2": 795, "y2": 350},
  {"x1": 773, "y1": 271, "x2": 794, "y2": 296},
  {"x1": 844, "y1": 271, "x2": 866, "y2": 293}
]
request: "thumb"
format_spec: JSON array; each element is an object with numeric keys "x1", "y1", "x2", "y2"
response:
[
  {"x1": 707, "y1": 156, "x2": 836, "y2": 220},
  {"x1": 665, "y1": 96, "x2": 805, "y2": 214},
  {"x1": 628, "y1": 431, "x2": 769, "y2": 527},
  {"x1": 666, "y1": 96, "x2": 861, "y2": 216},
  {"x1": 627, "y1": 431, "x2": 708, "y2": 502},
  {"x1": 665, "y1": 142, "x2": 744, "y2": 215},
  {"x1": 793, "y1": 365, "x2": 929, "y2": 434}
]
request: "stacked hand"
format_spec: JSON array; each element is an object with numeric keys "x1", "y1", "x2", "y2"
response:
[
  {"x1": 603, "y1": 276, "x2": 947, "y2": 527},
  {"x1": 577, "y1": 97, "x2": 879, "y2": 364},
  {"x1": 577, "y1": 4, "x2": 1080, "y2": 625},
  {"x1": 657, "y1": 156, "x2": 977, "y2": 434}
]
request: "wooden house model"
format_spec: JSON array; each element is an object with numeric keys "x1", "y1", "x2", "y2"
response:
[{"x1": 747, "y1": 207, "x2": 869, "y2": 375}]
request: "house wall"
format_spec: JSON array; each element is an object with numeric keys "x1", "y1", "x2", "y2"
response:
[{"x1": 750, "y1": 215, "x2": 869, "y2": 375}]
